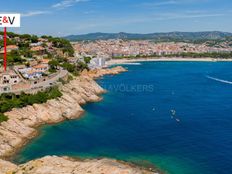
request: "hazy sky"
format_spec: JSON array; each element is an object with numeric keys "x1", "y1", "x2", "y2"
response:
[{"x1": 1, "y1": 0, "x2": 232, "y2": 36}]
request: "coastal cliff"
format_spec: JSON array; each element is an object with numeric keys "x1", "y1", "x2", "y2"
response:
[
  {"x1": 0, "y1": 76, "x2": 104, "y2": 159},
  {"x1": 0, "y1": 156, "x2": 156, "y2": 174},
  {"x1": 0, "y1": 66, "x2": 126, "y2": 160}
]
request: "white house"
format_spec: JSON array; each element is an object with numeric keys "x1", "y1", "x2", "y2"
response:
[
  {"x1": 88, "y1": 57, "x2": 106, "y2": 69},
  {"x1": 29, "y1": 42, "x2": 43, "y2": 47},
  {"x1": 18, "y1": 67, "x2": 43, "y2": 80}
]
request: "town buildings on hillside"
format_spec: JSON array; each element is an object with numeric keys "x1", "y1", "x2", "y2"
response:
[
  {"x1": 0, "y1": 58, "x2": 50, "y2": 93},
  {"x1": 73, "y1": 40, "x2": 232, "y2": 58},
  {"x1": 0, "y1": 33, "x2": 73, "y2": 94}
]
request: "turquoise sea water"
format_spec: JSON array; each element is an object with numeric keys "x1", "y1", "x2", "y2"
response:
[{"x1": 14, "y1": 62, "x2": 232, "y2": 174}]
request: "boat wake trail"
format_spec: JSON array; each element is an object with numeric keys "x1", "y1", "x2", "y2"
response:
[{"x1": 206, "y1": 75, "x2": 232, "y2": 85}]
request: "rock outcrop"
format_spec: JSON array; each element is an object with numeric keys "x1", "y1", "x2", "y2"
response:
[
  {"x1": 81, "y1": 66, "x2": 127, "y2": 78},
  {"x1": 0, "y1": 156, "x2": 157, "y2": 174},
  {"x1": 0, "y1": 66, "x2": 127, "y2": 159}
]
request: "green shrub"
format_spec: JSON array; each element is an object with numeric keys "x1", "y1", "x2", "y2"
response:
[
  {"x1": 0, "y1": 113, "x2": 8, "y2": 123},
  {"x1": 0, "y1": 87, "x2": 62, "y2": 117}
]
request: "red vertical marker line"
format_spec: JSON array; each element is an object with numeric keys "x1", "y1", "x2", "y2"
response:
[{"x1": 4, "y1": 27, "x2": 7, "y2": 71}]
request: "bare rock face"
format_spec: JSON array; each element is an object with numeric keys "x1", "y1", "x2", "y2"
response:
[
  {"x1": 0, "y1": 156, "x2": 156, "y2": 174},
  {"x1": 0, "y1": 66, "x2": 127, "y2": 159},
  {"x1": 0, "y1": 159, "x2": 17, "y2": 174},
  {"x1": 81, "y1": 66, "x2": 127, "y2": 79}
]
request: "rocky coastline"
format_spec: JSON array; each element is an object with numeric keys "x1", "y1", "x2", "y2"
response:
[
  {"x1": 0, "y1": 66, "x2": 159, "y2": 174},
  {"x1": 0, "y1": 156, "x2": 156, "y2": 174}
]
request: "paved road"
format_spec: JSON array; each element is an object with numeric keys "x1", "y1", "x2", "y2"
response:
[
  {"x1": 0, "y1": 70, "x2": 68, "y2": 94},
  {"x1": 31, "y1": 70, "x2": 68, "y2": 89}
]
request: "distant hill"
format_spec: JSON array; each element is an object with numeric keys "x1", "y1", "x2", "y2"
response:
[{"x1": 64, "y1": 31, "x2": 232, "y2": 41}]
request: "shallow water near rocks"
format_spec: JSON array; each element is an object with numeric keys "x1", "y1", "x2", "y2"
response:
[{"x1": 14, "y1": 61, "x2": 232, "y2": 174}]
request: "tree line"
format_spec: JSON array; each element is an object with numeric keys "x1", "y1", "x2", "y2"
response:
[{"x1": 0, "y1": 87, "x2": 62, "y2": 123}]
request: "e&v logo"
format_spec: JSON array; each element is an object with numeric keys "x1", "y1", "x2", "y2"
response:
[
  {"x1": 0, "y1": 14, "x2": 21, "y2": 71},
  {"x1": 0, "y1": 14, "x2": 20, "y2": 27}
]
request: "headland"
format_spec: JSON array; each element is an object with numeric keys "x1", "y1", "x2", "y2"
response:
[{"x1": 0, "y1": 66, "x2": 160, "y2": 174}]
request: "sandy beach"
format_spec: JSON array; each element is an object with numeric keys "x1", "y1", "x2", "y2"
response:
[{"x1": 106, "y1": 57, "x2": 232, "y2": 66}]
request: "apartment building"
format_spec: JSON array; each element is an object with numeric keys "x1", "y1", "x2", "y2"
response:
[{"x1": 0, "y1": 70, "x2": 21, "y2": 93}]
